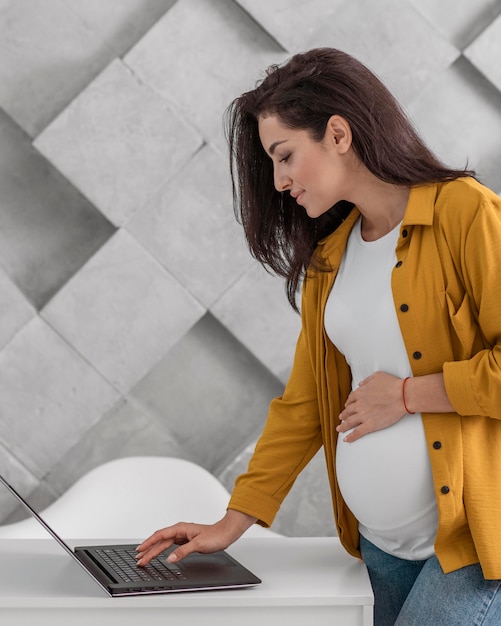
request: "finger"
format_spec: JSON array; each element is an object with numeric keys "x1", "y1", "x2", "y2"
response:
[
  {"x1": 137, "y1": 521, "x2": 192, "y2": 552},
  {"x1": 136, "y1": 528, "x2": 173, "y2": 552},
  {"x1": 136, "y1": 540, "x2": 176, "y2": 566},
  {"x1": 337, "y1": 414, "x2": 364, "y2": 434},
  {"x1": 344, "y1": 392, "x2": 357, "y2": 406},
  {"x1": 342, "y1": 424, "x2": 370, "y2": 443},
  {"x1": 338, "y1": 404, "x2": 361, "y2": 428},
  {"x1": 339, "y1": 402, "x2": 358, "y2": 421},
  {"x1": 167, "y1": 540, "x2": 201, "y2": 563},
  {"x1": 136, "y1": 523, "x2": 193, "y2": 565},
  {"x1": 342, "y1": 429, "x2": 361, "y2": 443}
]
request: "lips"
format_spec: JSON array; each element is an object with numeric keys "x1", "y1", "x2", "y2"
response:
[{"x1": 291, "y1": 190, "x2": 305, "y2": 205}]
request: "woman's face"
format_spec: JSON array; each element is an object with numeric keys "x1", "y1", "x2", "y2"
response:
[{"x1": 258, "y1": 113, "x2": 356, "y2": 218}]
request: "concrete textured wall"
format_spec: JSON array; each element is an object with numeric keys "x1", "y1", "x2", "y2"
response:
[{"x1": 0, "y1": 0, "x2": 500, "y2": 536}]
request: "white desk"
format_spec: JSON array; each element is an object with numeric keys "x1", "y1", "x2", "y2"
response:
[{"x1": 0, "y1": 537, "x2": 373, "y2": 625}]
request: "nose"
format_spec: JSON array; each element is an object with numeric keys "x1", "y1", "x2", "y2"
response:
[{"x1": 274, "y1": 167, "x2": 292, "y2": 192}]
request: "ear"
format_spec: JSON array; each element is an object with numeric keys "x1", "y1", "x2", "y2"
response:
[{"x1": 325, "y1": 115, "x2": 352, "y2": 154}]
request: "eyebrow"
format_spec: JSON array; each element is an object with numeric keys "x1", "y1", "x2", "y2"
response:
[{"x1": 268, "y1": 139, "x2": 288, "y2": 155}]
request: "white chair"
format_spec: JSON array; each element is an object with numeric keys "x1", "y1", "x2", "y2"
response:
[{"x1": 0, "y1": 456, "x2": 279, "y2": 540}]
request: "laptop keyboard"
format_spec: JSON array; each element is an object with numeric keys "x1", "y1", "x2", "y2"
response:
[{"x1": 96, "y1": 548, "x2": 186, "y2": 584}]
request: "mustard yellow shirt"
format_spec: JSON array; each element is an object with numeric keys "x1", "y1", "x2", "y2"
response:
[{"x1": 229, "y1": 177, "x2": 501, "y2": 579}]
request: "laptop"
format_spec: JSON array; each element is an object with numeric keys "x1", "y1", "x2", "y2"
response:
[{"x1": 0, "y1": 473, "x2": 261, "y2": 597}]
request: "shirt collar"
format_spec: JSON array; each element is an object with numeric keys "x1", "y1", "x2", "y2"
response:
[
  {"x1": 317, "y1": 208, "x2": 360, "y2": 254},
  {"x1": 317, "y1": 182, "x2": 439, "y2": 254},
  {"x1": 402, "y1": 183, "x2": 439, "y2": 226}
]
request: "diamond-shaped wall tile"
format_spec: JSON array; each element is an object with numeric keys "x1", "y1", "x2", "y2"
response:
[
  {"x1": 290, "y1": 0, "x2": 459, "y2": 106},
  {"x1": 128, "y1": 145, "x2": 253, "y2": 307},
  {"x1": 34, "y1": 59, "x2": 203, "y2": 227},
  {"x1": 0, "y1": 0, "x2": 117, "y2": 137},
  {"x1": 408, "y1": 57, "x2": 501, "y2": 190},
  {"x1": 65, "y1": 0, "x2": 178, "y2": 57},
  {"x1": 464, "y1": 13, "x2": 501, "y2": 92},
  {"x1": 0, "y1": 445, "x2": 39, "y2": 523},
  {"x1": 42, "y1": 230, "x2": 205, "y2": 394},
  {"x1": 408, "y1": 0, "x2": 501, "y2": 50},
  {"x1": 44, "y1": 399, "x2": 184, "y2": 496},
  {"x1": 211, "y1": 264, "x2": 302, "y2": 384},
  {"x1": 125, "y1": 0, "x2": 286, "y2": 150},
  {"x1": 0, "y1": 108, "x2": 116, "y2": 310},
  {"x1": 0, "y1": 317, "x2": 120, "y2": 479},
  {"x1": 0, "y1": 267, "x2": 36, "y2": 351},
  {"x1": 130, "y1": 314, "x2": 284, "y2": 474},
  {"x1": 235, "y1": 0, "x2": 347, "y2": 53},
  {"x1": 239, "y1": 0, "x2": 460, "y2": 106}
]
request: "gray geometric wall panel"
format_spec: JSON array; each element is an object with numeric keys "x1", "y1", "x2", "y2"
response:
[{"x1": 1, "y1": 0, "x2": 500, "y2": 536}]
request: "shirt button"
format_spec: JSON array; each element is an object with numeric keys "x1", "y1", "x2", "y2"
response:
[
  {"x1": 400, "y1": 304, "x2": 409, "y2": 312},
  {"x1": 402, "y1": 229, "x2": 408, "y2": 237},
  {"x1": 413, "y1": 351, "x2": 422, "y2": 360},
  {"x1": 433, "y1": 441, "x2": 442, "y2": 450},
  {"x1": 441, "y1": 486, "x2": 450, "y2": 494},
  {"x1": 395, "y1": 260, "x2": 403, "y2": 268}
]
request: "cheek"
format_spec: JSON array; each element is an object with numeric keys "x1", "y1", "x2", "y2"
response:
[
  {"x1": 295, "y1": 151, "x2": 335, "y2": 193},
  {"x1": 301, "y1": 163, "x2": 323, "y2": 189}
]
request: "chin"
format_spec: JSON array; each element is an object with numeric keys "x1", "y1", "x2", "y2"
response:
[{"x1": 304, "y1": 205, "x2": 332, "y2": 219}]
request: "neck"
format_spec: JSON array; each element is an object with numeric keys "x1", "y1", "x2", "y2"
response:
[{"x1": 351, "y1": 171, "x2": 410, "y2": 242}]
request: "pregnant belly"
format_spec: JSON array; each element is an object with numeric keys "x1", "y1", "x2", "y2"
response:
[{"x1": 335, "y1": 413, "x2": 436, "y2": 533}]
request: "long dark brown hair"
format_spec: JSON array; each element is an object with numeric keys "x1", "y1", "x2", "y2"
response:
[{"x1": 225, "y1": 48, "x2": 474, "y2": 311}]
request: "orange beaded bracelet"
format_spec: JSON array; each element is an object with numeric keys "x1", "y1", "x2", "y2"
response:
[{"x1": 402, "y1": 377, "x2": 415, "y2": 414}]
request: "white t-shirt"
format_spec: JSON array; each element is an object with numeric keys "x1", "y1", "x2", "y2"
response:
[{"x1": 324, "y1": 216, "x2": 437, "y2": 560}]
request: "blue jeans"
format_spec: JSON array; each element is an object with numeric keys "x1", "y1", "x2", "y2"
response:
[{"x1": 360, "y1": 535, "x2": 501, "y2": 625}]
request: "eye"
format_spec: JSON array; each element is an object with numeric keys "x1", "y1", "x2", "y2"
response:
[{"x1": 279, "y1": 153, "x2": 291, "y2": 164}]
